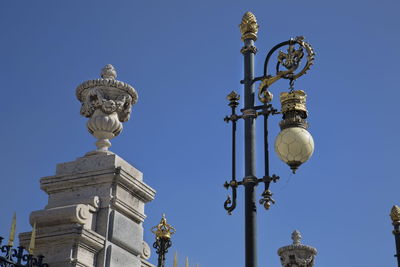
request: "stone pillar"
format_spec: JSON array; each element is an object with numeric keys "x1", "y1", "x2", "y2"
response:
[
  {"x1": 20, "y1": 153, "x2": 155, "y2": 267},
  {"x1": 19, "y1": 65, "x2": 156, "y2": 267},
  {"x1": 277, "y1": 230, "x2": 317, "y2": 267}
]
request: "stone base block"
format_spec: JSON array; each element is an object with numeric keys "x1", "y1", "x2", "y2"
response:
[
  {"x1": 19, "y1": 224, "x2": 105, "y2": 267},
  {"x1": 23, "y1": 153, "x2": 156, "y2": 267},
  {"x1": 106, "y1": 244, "x2": 141, "y2": 267},
  {"x1": 109, "y1": 210, "x2": 143, "y2": 256}
]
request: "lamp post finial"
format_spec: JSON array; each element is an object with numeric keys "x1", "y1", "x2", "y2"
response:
[
  {"x1": 239, "y1": 11, "x2": 259, "y2": 41},
  {"x1": 391, "y1": 205, "x2": 400, "y2": 222}
]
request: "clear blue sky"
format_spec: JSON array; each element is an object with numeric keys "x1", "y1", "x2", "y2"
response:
[{"x1": 1, "y1": 1, "x2": 399, "y2": 266}]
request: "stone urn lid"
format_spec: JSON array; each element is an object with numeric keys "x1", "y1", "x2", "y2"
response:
[{"x1": 76, "y1": 64, "x2": 137, "y2": 106}]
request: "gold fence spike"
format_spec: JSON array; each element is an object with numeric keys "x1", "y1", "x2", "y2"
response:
[
  {"x1": 28, "y1": 222, "x2": 36, "y2": 254},
  {"x1": 185, "y1": 257, "x2": 189, "y2": 267},
  {"x1": 7, "y1": 212, "x2": 16, "y2": 246},
  {"x1": 173, "y1": 252, "x2": 178, "y2": 267}
]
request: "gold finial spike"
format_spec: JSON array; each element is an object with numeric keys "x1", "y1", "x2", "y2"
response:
[
  {"x1": 7, "y1": 212, "x2": 16, "y2": 246},
  {"x1": 185, "y1": 257, "x2": 189, "y2": 267},
  {"x1": 28, "y1": 222, "x2": 36, "y2": 255},
  {"x1": 391, "y1": 205, "x2": 400, "y2": 222},
  {"x1": 239, "y1": 11, "x2": 259, "y2": 41},
  {"x1": 173, "y1": 252, "x2": 178, "y2": 267},
  {"x1": 227, "y1": 91, "x2": 240, "y2": 102},
  {"x1": 151, "y1": 214, "x2": 176, "y2": 239}
]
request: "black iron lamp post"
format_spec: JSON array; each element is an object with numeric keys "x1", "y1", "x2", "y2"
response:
[
  {"x1": 151, "y1": 214, "x2": 176, "y2": 267},
  {"x1": 223, "y1": 12, "x2": 315, "y2": 267}
]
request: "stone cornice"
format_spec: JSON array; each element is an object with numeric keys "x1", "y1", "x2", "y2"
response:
[
  {"x1": 19, "y1": 225, "x2": 105, "y2": 252},
  {"x1": 40, "y1": 167, "x2": 155, "y2": 203}
]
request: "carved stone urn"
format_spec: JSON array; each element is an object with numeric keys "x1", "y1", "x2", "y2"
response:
[
  {"x1": 76, "y1": 64, "x2": 138, "y2": 155},
  {"x1": 277, "y1": 230, "x2": 317, "y2": 267}
]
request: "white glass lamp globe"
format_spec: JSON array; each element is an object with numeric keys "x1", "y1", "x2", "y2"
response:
[{"x1": 274, "y1": 127, "x2": 314, "y2": 173}]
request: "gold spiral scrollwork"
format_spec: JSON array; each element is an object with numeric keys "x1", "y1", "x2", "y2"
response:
[{"x1": 258, "y1": 36, "x2": 315, "y2": 103}]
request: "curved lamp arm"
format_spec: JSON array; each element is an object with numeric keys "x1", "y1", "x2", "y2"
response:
[{"x1": 258, "y1": 36, "x2": 315, "y2": 102}]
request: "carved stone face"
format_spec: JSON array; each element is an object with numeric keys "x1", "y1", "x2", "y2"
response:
[{"x1": 101, "y1": 100, "x2": 117, "y2": 114}]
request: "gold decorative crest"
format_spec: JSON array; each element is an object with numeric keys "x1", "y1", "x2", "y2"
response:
[
  {"x1": 239, "y1": 12, "x2": 259, "y2": 41},
  {"x1": 151, "y1": 214, "x2": 176, "y2": 239}
]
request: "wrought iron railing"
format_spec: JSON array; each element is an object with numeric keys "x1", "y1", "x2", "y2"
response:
[
  {"x1": 0, "y1": 240, "x2": 48, "y2": 267},
  {"x1": 0, "y1": 214, "x2": 48, "y2": 267}
]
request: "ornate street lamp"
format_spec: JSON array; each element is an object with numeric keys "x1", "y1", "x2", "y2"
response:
[
  {"x1": 151, "y1": 214, "x2": 176, "y2": 267},
  {"x1": 223, "y1": 12, "x2": 315, "y2": 267}
]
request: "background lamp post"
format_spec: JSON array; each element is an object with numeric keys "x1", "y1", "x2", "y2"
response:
[
  {"x1": 390, "y1": 205, "x2": 400, "y2": 267},
  {"x1": 223, "y1": 12, "x2": 315, "y2": 267},
  {"x1": 152, "y1": 214, "x2": 176, "y2": 267}
]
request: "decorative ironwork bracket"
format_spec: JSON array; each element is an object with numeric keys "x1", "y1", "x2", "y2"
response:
[
  {"x1": 224, "y1": 104, "x2": 280, "y2": 123},
  {"x1": 223, "y1": 174, "x2": 280, "y2": 214},
  {"x1": 239, "y1": 36, "x2": 315, "y2": 103},
  {"x1": 223, "y1": 91, "x2": 282, "y2": 214},
  {"x1": 258, "y1": 36, "x2": 314, "y2": 102}
]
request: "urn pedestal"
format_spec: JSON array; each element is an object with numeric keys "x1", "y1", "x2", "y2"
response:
[{"x1": 20, "y1": 153, "x2": 156, "y2": 267}]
